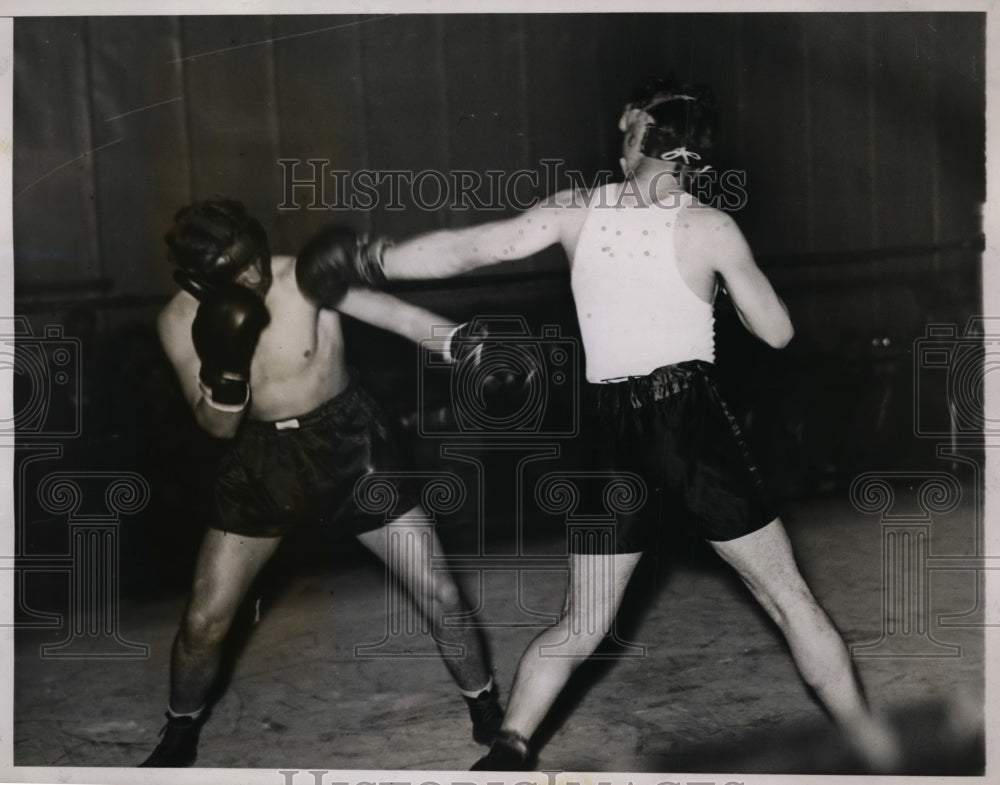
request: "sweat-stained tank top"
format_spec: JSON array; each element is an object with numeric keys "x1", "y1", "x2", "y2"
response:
[{"x1": 570, "y1": 182, "x2": 715, "y2": 382}]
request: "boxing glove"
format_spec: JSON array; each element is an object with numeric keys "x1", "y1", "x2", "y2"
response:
[
  {"x1": 443, "y1": 321, "x2": 538, "y2": 396},
  {"x1": 296, "y1": 225, "x2": 392, "y2": 308},
  {"x1": 174, "y1": 267, "x2": 216, "y2": 301},
  {"x1": 191, "y1": 284, "x2": 271, "y2": 410}
]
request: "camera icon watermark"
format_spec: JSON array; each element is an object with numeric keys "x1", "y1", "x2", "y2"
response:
[
  {"x1": 1, "y1": 316, "x2": 81, "y2": 439},
  {"x1": 914, "y1": 318, "x2": 1000, "y2": 439},
  {"x1": 418, "y1": 315, "x2": 579, "y2": 438}
]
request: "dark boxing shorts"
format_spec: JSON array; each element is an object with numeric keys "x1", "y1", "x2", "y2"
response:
[
  {"x1": 213, "y1": 376, "x2": 421, "y2": 538},
  {"x1": 580, "y1": 360, "x2": 776, "y2": 553}
]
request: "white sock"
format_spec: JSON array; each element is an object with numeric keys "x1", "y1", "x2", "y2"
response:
[
  {"x1": 166, "y1": 705, "x2": 204, "y2": 721},
  {"x1": 459, "y1": 677, "x2": 494, "y2": 699}
]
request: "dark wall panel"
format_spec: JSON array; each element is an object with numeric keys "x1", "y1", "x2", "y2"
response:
[
  {"x1": 12, "y1": 12, "x2": 984, "y2": 338},
  {"x1": 360, "y1": 15, "x2": 449, "y2": 238},
  {"x1": 802, "y1": 15, "x2": 876, "y2": 252},
  {"x1": 13, "y1": 18, "x2": 100, "y2": 288},
  {"x1": 738, "y1": 15, "x2": 815, "y2": 255},
  {"x1": 684, "y1": 14, "x2": 743, "y2": 156},
  {"x1": 271, "y1": 15, "x2": 370, "y2": 252},
  {"x1": 930, "y1": 12, "x2": 985, "y2": 251},
  {"x1": 179, "y1": 17, "x2": 282, "y2": 241},
  {"x1": 523, "y1": 15, "x2": 614, "y2": 173},
  {"x1": 441, "y1": 15, "x2": 530, "y2": 225},
  {"x1": 869, "y1": 14, "x2": 938, "y2": 250},
  {"x1": 89, "y1": 16, "x2": 189, "y2": 295}
]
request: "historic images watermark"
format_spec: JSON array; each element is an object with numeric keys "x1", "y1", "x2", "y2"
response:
[
  {"x1": 356, "y1": 314, "x2": 996, "y2": 665},
  {"x1": 4, "y1": 316, "x2": 150, "y2": 659},
  {"x1": 277, "y1": 771, "x2": 746, "y2": 785},
  {"x1": 278, "y1": 158, "x2": 749, "y2": 213},
  {"x1": 352, "y1": 317, "x2": 646, "y2": 659},
  {"x1": 848, "y1": 318, "x2": 997, "y2": 659}
]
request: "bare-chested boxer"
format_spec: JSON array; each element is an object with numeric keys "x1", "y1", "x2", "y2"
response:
[
  {"x1": 140, "y1": 199, "x2": 502, "y2": 767},
  {"x1": 346, "y1": 80, "x2": 901, "y2": 773}
]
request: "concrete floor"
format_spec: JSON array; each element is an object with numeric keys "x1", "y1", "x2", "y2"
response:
[{"x1": 12, "y1": 492, "x2": 986, "y2": 775}]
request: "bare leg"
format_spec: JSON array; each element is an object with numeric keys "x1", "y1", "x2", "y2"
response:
[
  {"x1": 355, "y1": 505, "x2": 492, "y2": 692},
  {"x1": 710, "y1": 518, "x2": 900, "y2": 772},
  {"x1": 501, "y1": 552, "x2": 643, "y2": 738},
  {"x1": 170, "y1": 528, "x2": 283, "y2": 713}
]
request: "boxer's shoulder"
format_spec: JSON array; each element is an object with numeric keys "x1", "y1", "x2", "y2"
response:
[
  {"x1": 675, "y1": 204, "x2": 749, "y2": 273},
  {"x1": 158, "y1": 288, "x2": 197, "y2": 332},
  {"x1": 270, "y1": 254, "x2": 296, "y2": 281},
  {"x1": 676, "y1": 202, "x2": 741, "y2": 240},
  {"x1": 535, "y1": 187, "x2": 594, "y2": 212}
]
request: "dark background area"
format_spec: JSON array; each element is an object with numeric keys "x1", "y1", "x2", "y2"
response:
[{"x1": 11, "y1": 13, "x2": 985, "y2": 595}]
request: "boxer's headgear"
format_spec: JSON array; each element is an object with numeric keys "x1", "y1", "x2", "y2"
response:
[
  {"x1": 626, "y1": 79, "x2": 718, "y2": 167},
  {"x1": 165, "y1": 198, "x2": 271, "y2": 297}
]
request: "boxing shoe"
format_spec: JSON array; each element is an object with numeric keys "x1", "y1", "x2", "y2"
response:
[
  {"x1": 464, "y1": 682, "x2": 504, "y2": 745},
  {"x1": 471, "y1": 729, "x2": 534, "y2": 771},
  {"x1": 139, "y1": 712, "x2": 202, "y2": 767}
]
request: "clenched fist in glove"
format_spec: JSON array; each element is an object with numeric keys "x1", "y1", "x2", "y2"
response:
[
  {"x1": 191, "y1": 284, "x2": 270, "y2": 410},
  {"x1": 443, "y1": 319, "x2": 539, "y2": 399},
  {"x1": 295, "y1": 225, "x2": 393, "y2": 308}
]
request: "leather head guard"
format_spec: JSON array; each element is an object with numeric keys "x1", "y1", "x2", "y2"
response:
[
  {"x1": 165, "y1": 198, "x2": 272, "y2": 298},
  {"x1": 626, "y1": 79, "x2": 718, "y2": 167}
]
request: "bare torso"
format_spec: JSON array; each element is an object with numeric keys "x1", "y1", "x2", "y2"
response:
[
  {"x1": 162, "y1": 255, "x2": 350, "y2": 422},
  {"x1": 246, "y1": 256, "x2": 349, "y2": 419}
]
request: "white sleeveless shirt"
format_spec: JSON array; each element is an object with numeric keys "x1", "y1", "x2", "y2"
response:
[{"x1": 570, "y1": 183, "x2": 715, "y2": 382}]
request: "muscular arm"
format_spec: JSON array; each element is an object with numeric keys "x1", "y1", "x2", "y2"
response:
[
  {"x1": 382, "y1": 192, "x2": 571, "y2": 279},
  {"x1": 335, "y1": 286, "x2": 458, "y2": 345},
  {"x1": 157, "y1": 297, "x2": 245, "y2": 439},
  {"x1": 695, "y1": 211, "x2": 794, "y2": 348}
]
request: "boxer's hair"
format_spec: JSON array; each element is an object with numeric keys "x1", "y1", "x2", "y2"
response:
[
  {"x1": 626, "y1": 78, "x2": 718, "y2": 163},
  {"x1": 165, "y1": 198, "x2": 270, "y2": 286}
]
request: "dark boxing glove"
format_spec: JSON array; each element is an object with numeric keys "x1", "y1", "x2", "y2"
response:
[
  {"x1": 296, "y1": 225, "x2": 393, "y2": 308},
  {"x1": 443, "y1": 321, "x2": 538, "y2": 396},
  {"x1": 174, "y1": 267, "x2": 216, "y2": 301},
  {"x1": 191, "y1": 284, "x2": 271, "y2": 411}
]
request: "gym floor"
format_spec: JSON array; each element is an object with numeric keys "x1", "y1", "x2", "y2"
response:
[{"x1": 12, "y1": 483, "x2": 985, "y2": 776}]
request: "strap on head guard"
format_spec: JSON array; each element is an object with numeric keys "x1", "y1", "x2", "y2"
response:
[
  {"x1": 639, "y1": 96, "x2": 708, "y2": 166},
  {"x1": 627, "y1": 81, "x2": 716, "y2": 169}
]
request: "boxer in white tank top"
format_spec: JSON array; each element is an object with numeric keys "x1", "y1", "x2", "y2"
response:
[
  {"x1": 381, "y1": 79, "x2": 900, "y2": 774},
  {"x1": 571, "y1": 183, "x2": 715, "y2": 381}
]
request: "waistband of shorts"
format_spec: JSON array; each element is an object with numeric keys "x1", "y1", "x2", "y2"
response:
[
  {"x1": 592, "y1": 360, "x2": 715, "y2": 408},
  {"x1": 594, "y1": 360, "x2": 715, "y2": 387},
  {"x1": 245, "y1": 372, "x2": 361, "y2": 432}
]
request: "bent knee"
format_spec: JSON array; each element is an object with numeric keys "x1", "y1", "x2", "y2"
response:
[
  {"x1": 761, "y1": 581, "x2": 825, "y2": 631},
  {"x1": 430, "y1": 575, "x2": 464, "y2": 612},
  {"x1": 182, "y1": 603, "x2": 236, "y2": 647}
]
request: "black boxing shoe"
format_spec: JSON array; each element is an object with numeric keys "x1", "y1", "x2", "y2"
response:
[
  {"x1": 464, "y1": 682, "x2": 504, "y2": 745},
  {"x1": 139, "y1": 712, "x2": 202, "y2": 767},
  {"x1": 471, "y1": 729, "x2": 534, "y2": 771}
]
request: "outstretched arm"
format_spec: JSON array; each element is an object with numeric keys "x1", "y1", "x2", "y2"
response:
[
  {"x1": 335, "y1": 286, "x2": 458, "y2": 345},
  {"x1": 382, "y1": 193, "x2": 569, "y2": 279},
  {"x1": 337, "y1": 288, "x2": 534, "y2": 396}
]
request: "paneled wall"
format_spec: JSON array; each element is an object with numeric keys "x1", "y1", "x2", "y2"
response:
[
  {"x1": 14, "y1": 14, "x2": 983, "y2": 280},
  {"x1": 10, "y1": 12, "x2": 986, "y2": 488}
]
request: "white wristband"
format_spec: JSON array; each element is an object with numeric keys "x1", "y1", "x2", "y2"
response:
[{"x1": 199, "y1": 380, "x2": 250, "y2": 413}]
